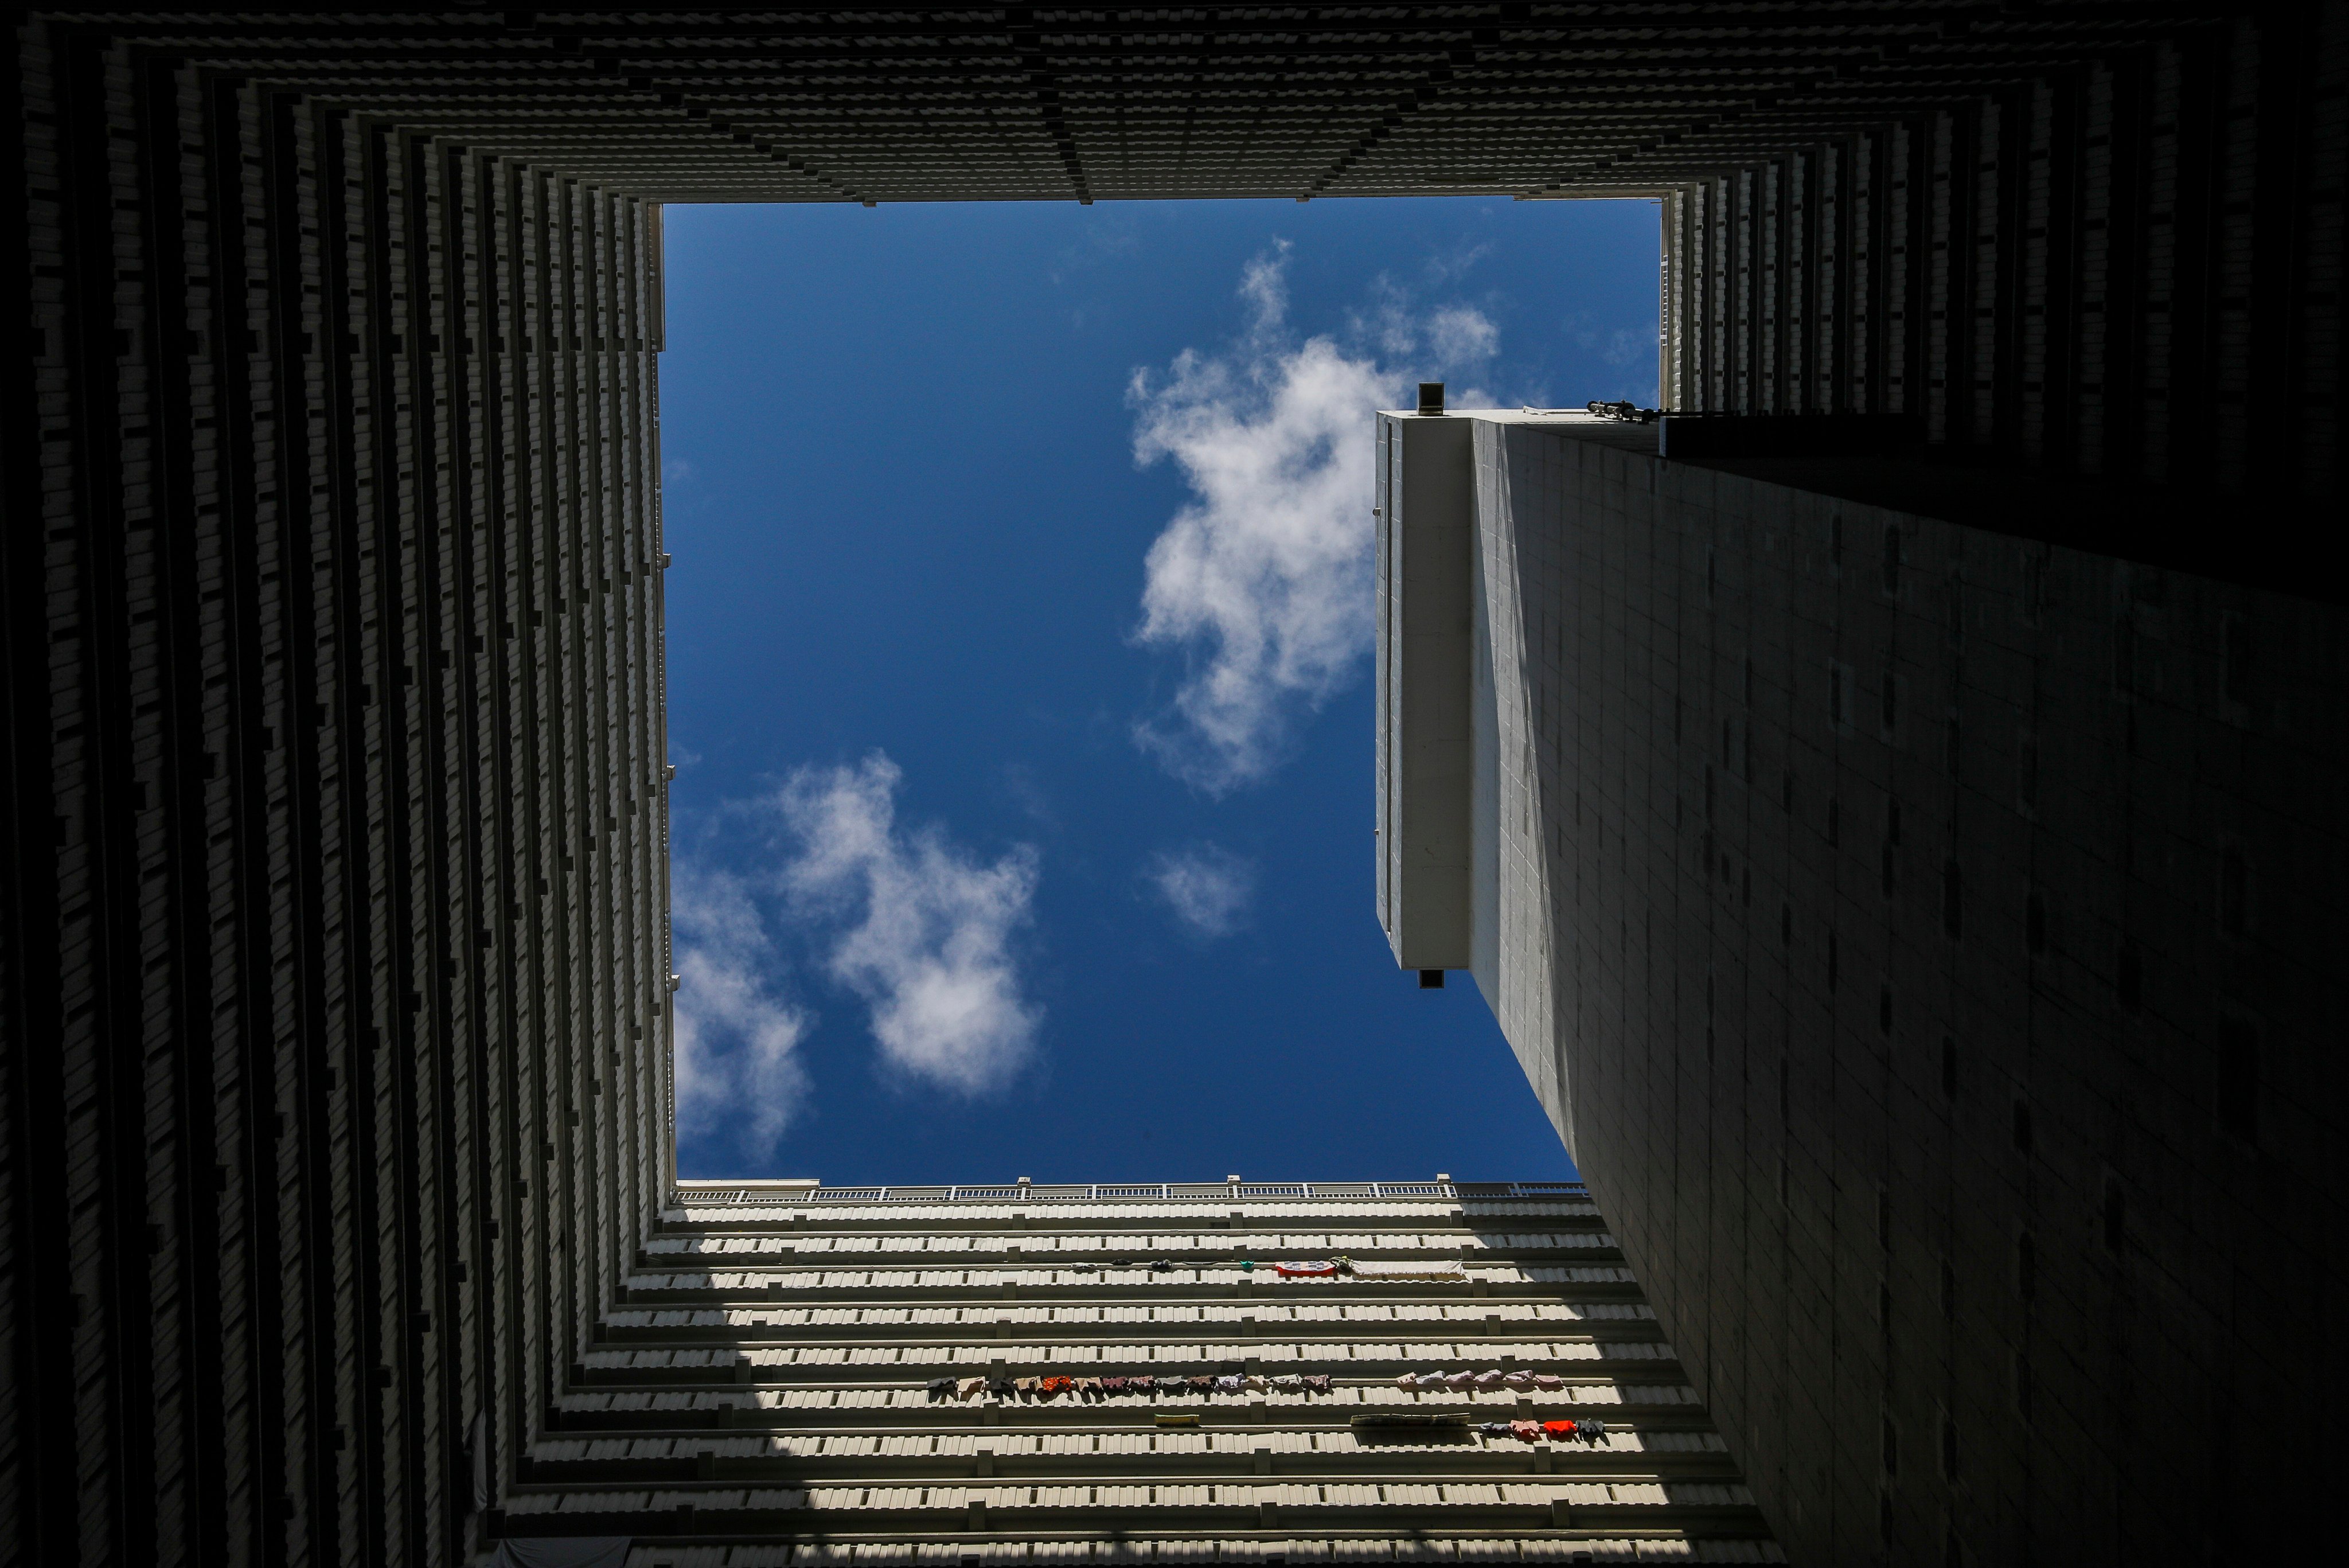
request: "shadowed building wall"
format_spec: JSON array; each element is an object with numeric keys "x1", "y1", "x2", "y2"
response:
[{"x1": 1375, "y1": 407, "x2": 2344, "y2": 1565}]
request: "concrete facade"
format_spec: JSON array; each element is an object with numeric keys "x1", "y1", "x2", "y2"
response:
[
  {"x1": 1378, "y1": 412, "x2": 2346, "y2": 1563},
  {"x1": 500, "y1": 1179, "x2": 1777, "y2": 1562}
]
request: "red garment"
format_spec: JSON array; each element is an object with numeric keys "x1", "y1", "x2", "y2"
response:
[{"x1": 1543, "y1": 1420, "x2": 1577, "y2": 1440}]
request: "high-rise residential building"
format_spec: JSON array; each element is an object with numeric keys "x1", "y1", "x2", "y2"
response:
[
  {"x1": 5, "y1": 7, "x2": 2340, "y2": 1566},
  {"x1": 1375, "y1": 403, "x2": 2344, "y2": 1565},
  {"x1": 501, "y1": 1178, "x2": 1775, "y2": 1562}
]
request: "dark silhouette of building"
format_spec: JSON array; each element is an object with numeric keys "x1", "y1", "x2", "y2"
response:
[{"x1": 3, "y1": 6, "x2": 2339, "y2": 1566}]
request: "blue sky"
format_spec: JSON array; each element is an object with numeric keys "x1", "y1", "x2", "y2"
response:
[{"x1": 659, "y1": 197, "x2": 1658, "y2": 1187}]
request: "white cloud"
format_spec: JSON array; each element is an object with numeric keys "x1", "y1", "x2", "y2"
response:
[
  {"x1": 780, "y1": 753, "x2": 1041, "y2": 1094},
  {"x1": 1146, "y1": 844, "x2": 1257, "y2": 939},
  {"x1": 671, "y1": 861, "x2": 811, "y2": 1159},
  {"x1": 1427, "y1": 305, "x2": 1500, "y2": 367},
  {"x1": 1127, "y1": 246, "x2": 1501, "y2": 791},
  {"x1": 1599, "y1": 323, "x2": 1656, "y2": 368}
]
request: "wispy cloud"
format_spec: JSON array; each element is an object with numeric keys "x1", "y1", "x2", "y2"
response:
[
  {"x1": 1145, "y1": 844, "x2": 1257, "y2": 939},
  {"x1": 1127, "y1": 244, "x2": 1503, "y2": 791},
  {"x1": 672, "y1": 861, "x2": 812, "y2": 1160},
  {"x1": 780, "y1": 754, "x2": 1041, "y2": 1094}
]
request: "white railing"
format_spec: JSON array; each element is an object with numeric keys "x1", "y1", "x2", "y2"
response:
[{"x1": 668, "y1": 1180, "x2": 1588, "y2": 1206}]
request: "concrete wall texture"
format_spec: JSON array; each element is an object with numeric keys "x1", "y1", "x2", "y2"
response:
[
  {"x1": 500, "y1": 1181, "x2": 1778, "y2": 1557},
  {"x1": 1456, "y1": 417, "x2": 2344, "y2": 1565}
]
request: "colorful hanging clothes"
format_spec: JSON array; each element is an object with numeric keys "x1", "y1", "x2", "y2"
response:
[
  {"x1": 1274, "y1": 1261, "x2": 1337, "y2": 1277},
  {"x1": 1472, "y1": 1371, "x2": 1505, "y2": 1388},
  {"x1": 1509, "y1": 1420, "x2": 1544, "y2": 1443},
  {"x1": 1302, "y1": 1375, "x2": 1332, "y2": 1394},
  {"x1": 1213, "y1": 1374, "x2": 1245, "y2": 1395},
  {"x1": 1502, "y1": 1370, "x2": 1534, "y2": 1387},
  {"x1": 957, "y1": 1378, "x2": 986, "y2": 1399},
  {"x1": 1578, "y1": 1418, "x2": 1609, "y2": 1443},
  {"x1": 1532, "y1": 1374, "x2": 1564, "y2": 1390},
  {"x1": 1542, "y1": 1420, "x2": 1577, "y2": 1440},
  {"x1": 1442, "y1": 1371, "x2": 1475, "y2": 1390}
]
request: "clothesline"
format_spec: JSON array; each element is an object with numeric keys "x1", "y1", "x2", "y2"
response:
[
  {"x1": 923, "y1": 1365, "x2": 1577, "y2": 1403},
  {"x1": 1019, "y1": 1257, "x2": 1471, "y2": 1282},
  {"x1": 1484, "y1": 1417, "x2": 1610, "y2": 1445},
  {"x1": 927, "y1": 1373, "x2": 1337, "y2": 1401}
]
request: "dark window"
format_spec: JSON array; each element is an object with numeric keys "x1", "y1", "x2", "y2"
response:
[
  {"x1": 2218, "y1": 1017, "x2": 2259, "y2": 1141},
  {"x1": 1881, "y1": 666, "x2": 1898, "y2": 732},
  {"x1": 2018, "y1": 737, "x2": 2037, "y2": 813},
  {"x1": 1887, "y1": 801, "x2": 1902, "y2": 845},
  {"x1": 1940, "y1": 1417, "x2": 1958, "y2": 1481},
  {"x1": 1742, "y1": 865, "x2": 1751, "y2": 907},
  {"x1": 1880, "y1": 1492, "x2": 1896, "y2": 1545},
  {"x1": 1879, "y1": 983, "x2": 1893, "y2": 1036},
  {"x1": 2117, "y1": 944, "x2": 2141, "y2": 1011},
  {"x1": 1781, "y1": 903, "x2": 1792, "y2": 946},
  {"x1": 2102, "y1": 1176, "x2": 2125, "y2": 1254},
  {"x1": 1674, "y1": 695, "x2": 1683, "y2": 743},
  {"x1": 1880, "y1": 1414, "x2": 1898, "y2": 1476},
  {"x1": 1778, "y1": 1058, "x2": 1789, "y2": 1122},
  {"x1": 1882, "y1": 524, "x2": 1901, "y2": 595},
  {"x1": 2015, "y1": 1352, "x2": 2032, "y2": 1421},
  {"x1": 1707, "y1": 545, "x2": 1717, "y2": 600},
  {"x1": 2012, "y1": 1099, "x2": 2032, "y2": 1153},
  {"x1": 1828, "y1": 798, "x2": 1840, "y2": 847},
  {"x1": 1781, "y1": 770, "x2": 1793, "y2": 813},
  {"x1": 1878, "y1": 1190, "x2": 1891, "y2": 1251},
  {"x1": 1743, "y1": 656, "x2": 1754, "y2": 707},
  {"x1": 1882, "y1": 841, "x2": 1895, "y2": 898},
  {"x1": 1830, "y1": 514, "x2": 1844, "y2": 571},
  {"x1": 1705, "y1": 765, "x2": 1715, "y2": 821},
  {"x1": 1940, "y1": 1259, "x2": 1956, "y2": 1321},
  {"x1": 1942, "y1": 859, "x2": 1963, "y2": 940},
  {"x1": 1941, "y1": 1036, "x2": 1958, "y2": 1099},
  {"x1": 2026, "y1": 891, "x2": 2046, "y2": 956},
  {"x1": 2017, "y1": 1231, "x2": 2035, "y2": 1301},
  {"x1": 1946, "y1": 715, "x2": 1961, "y2": 776},
  {"x1": 1828, "y1": 930, "x2": 1839, "y2": 992},
  {"x1": 2219, "y1": 845, "x2": 2246, "y2": 937}
]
